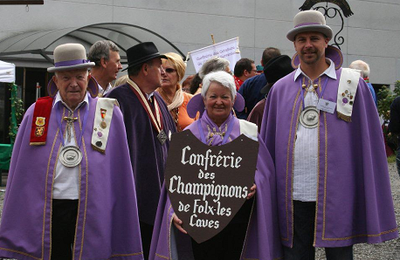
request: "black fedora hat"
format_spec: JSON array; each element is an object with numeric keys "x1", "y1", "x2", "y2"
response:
[
  {"x1": 122, "y1": 42, "x2": 167, "y2": 71},
  {"x1": 261, "y1": 55, "x2": 294, "y2": 94}
]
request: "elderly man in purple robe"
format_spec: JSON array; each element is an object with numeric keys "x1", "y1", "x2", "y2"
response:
[
  {"x1": 0, "y1": 43, "x2": 143, "y2": 260},
  {"x1": 106, "y1": 42, "x2": 176, "y2": 260},
  {"x1": 259, "y1": 10, "x2": 398, "y2": 260},
  {"x1": 150, "y1": 71, "x2": 282, "y2": 260}
]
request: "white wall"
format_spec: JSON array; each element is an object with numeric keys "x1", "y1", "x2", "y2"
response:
[{"x1": 0, "y1": 0, "x2": 399, "y2": 85}]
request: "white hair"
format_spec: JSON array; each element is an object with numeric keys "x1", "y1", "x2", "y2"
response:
[
  {"x1": 201, "y1": 71, "x2": 236, "y2": 99},
  {"x1": 349, "y1": 60, "x2": 370, "y2": 78}
]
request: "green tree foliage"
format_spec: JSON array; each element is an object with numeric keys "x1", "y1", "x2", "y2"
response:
[
  {"x1": 377, "y1": 81, "x2": 400, "y2": 153},
  {"x1": 9, "y1": 83, "x2": 24, "y2": 144},
  {"x1": 377, "y1": 81, "x2": 400, "y2": 121}
]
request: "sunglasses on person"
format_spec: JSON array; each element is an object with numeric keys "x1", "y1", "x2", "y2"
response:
[{"x1": 164, "y1": 68, "x2": 176, "y2": 74}]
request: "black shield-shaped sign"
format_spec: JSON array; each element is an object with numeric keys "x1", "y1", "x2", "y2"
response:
[{"x1": 165, "y1": 130, "x2": 259, "y2": 244}]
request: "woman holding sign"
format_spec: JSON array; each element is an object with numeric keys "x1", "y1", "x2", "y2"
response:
[
  {"x1": 178, "y1": 71, "x2": 257, "y2": 259},
  {"x1": 150, "y1": 71, "x2": 282, "y2": 260}
]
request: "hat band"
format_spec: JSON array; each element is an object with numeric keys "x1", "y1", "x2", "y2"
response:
[
  {"x1": 295, "y1": 22, "x2": 322, "y2": 28},
  {"x1": 55, "y1": 59, "x2": 91, "y2": 67}
]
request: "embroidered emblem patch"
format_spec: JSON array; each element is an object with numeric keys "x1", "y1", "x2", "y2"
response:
[
  {"x1": 34, "y1": 117, "x2": 46, "y2": 137},
  {"x1": 35, "y1": 117, "x2": 46, "y2": 127},
  {"x1": 341, "y1": 90, "x2": 354, "y2": 106},
  {"x1": 35, "y1": 126, "x2": 45, "y2": 137}
]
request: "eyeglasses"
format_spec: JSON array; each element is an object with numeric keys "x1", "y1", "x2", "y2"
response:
[{"x1": 164, "y1": 68, "x2": 176, "y2": 74}]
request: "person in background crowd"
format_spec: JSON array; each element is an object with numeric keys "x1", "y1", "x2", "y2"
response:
[
  {"x1": 106, "y1": 42, "x2": 176, "y2": 260},
  {"x1": 247, "y1": 55, "x2": 293, "y2": 130},
  {"x1": 191, "y1": 57, "x2": 231, "y2": 95},
  {"x1": 349, "y1": 59, "x2": 377, "y2": 106},
  {"x1": 88, "y1": 40, "x2": 122, "y2": 96},
  {"x1": 189, "y1": 73, "x2": 202, "y2": 95},
  {"x1": 260, "y1": 10, "x2": 398, "y2": 260},
  {"x1": 0, "y1": 43, "x2": 143, "y2": 260},
  {"x1": 114, "y1": 74, "x2": 129, "y2": 88},
  {"x1": 199, "y1": 57, "x2": 231, "y2": 79},
  {"x1": 389, "y1": 96, "x2": 400, "y2": 176},
  {"x1": 182, "y1": 74, "x2": 195, "y2": 93},
  {"x1": 256, "y1": 64, "x2": 264, "y2": 73},
  {"x1": 233, "y1": 58, "x2": 257, "y2": 91},
  {"x1": 236, "y1": 47, "x2": 281, "y2": 119},
  {"x1": 157, "y1": 52, "x2": 195, "y2": 131}
]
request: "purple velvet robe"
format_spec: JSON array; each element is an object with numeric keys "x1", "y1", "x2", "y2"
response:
[
  {"x1": 0, "y1": 95, "x2": 143, "y2": 260},
  {"x1": 149, "y1": 113, "x2": 282, "y2": 260},
  {"x1": 260, "y1": 68, "x2": 399, "y2": 248},
  {"x1": 107, "y1": 84, "x2": 176, "y2": 225}
]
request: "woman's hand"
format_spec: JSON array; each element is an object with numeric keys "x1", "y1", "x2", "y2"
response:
[
  {"x1": 247, "y1": 183, "x2": 257, "y2": 199},
  {"x1": 173, "y1": 213, "x2": 188, "y2": 234}
]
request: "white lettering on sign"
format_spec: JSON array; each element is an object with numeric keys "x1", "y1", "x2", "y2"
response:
[
  {"x1": 169, "y1": 134, "x2": 256, "y2": 234},
  {"x1": 181, "y1": 145, "x2": 242, "y2": 171},
  {"x1": 168, "y1": 174, "x2": 248, "y2": 202}
]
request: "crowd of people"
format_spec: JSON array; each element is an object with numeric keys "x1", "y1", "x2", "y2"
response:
[{"x1": 0, "y1": 10, "x2": 398, "y2": 260}]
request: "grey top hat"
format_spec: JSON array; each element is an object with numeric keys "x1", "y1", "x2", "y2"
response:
[
  {"x1": 47, "y1": 43, "x2": 95, "y2": 73},
  {"x1": 47, "y1": 43, "x2": 98, "y2": 98},
  {"x1": 122, "y1": 42, "x2": 167, "y2": 71},
  {"x1": 286, "y1": 10, "x2": 333, "y2": 41}
]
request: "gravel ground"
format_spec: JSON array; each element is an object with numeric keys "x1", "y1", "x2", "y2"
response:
[
  {"x1": 315, "y1": 162, "x2": 400, "y2": 260},
  {"x1": 0, "y1": 163, "x2": 399, "y2": 259}
]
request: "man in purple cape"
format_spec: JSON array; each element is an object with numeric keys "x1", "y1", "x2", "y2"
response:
[
  {"x1": 0, "y1": 43, "x2": 143, "y2": 259},
  {"x1": 107, "y1": 42, "x2": 176, "y2": 260},
  {"x1": 149, "y1": 71, "x2": 282, "y2": 260},
  {"x1": 260, "y1": 10, "x2": 398, "y2": 259}
]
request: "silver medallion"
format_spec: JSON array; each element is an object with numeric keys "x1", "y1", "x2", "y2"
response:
[
  {"x1": 157, "y1": 130, "x2": 167, "y2": 145},
  {"x1": 60, "y1": 146, "x2": 83, "y2": 168},
  {"x1": 299, "y1": 106, "x2": 319, "y2": 129}
]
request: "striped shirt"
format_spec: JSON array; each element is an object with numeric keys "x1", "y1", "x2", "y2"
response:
[{"x1": 292, "y1": 59, "x2": 336, "y2": 202}]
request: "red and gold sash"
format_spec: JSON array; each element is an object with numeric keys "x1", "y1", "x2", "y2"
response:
[{"x1": 30, "y1": 96, "x2": 54, "y2": 145}]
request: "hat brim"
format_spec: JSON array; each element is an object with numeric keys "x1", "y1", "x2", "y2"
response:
[
  {"x1": 187, "y1": 93, "x2": 245, "y2": 118},
  {"x1": 47, "y1": 74, "x2": 99, "y2": 98},
  {"x1": 291, "y1": 45, "x2": 343, "y2": 70},
  {"x1": 122, "y1": 54, "x2": 168, "y2": 72},
  {"x1": 286, "y1": 25, "x2": 333, "y2": 42},
  {"x1": 47, "y1": 62, "x2": 95, "y2": 73}
]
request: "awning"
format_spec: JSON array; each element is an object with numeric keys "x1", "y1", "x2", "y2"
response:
[{"x1": 0, "y1": 22, "x2": 185, "y2": 68}]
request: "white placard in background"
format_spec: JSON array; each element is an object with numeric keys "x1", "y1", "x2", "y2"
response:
[{"x1": 189, "y1": 37, "x2": 241, "y2": 73}]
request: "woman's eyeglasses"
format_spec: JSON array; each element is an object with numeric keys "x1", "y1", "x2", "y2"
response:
[{"x1": 164, "y1": 68, "x2": 176, "y2": 74}]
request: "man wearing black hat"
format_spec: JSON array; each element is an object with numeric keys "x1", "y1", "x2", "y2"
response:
[
  {"x1": 247, "y1": 55, "x2": 293, "y2": 130},
  {"x1": 107, "y1": 42, "x2": 176, "y2": 259},
  {"x1": 235, "y1": 47, "x2": 281, "y2": 119}
]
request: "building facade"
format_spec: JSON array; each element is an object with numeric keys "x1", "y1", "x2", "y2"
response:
[{"x1": 0, "y1": 0, "x2": 399, "y2": 141}]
